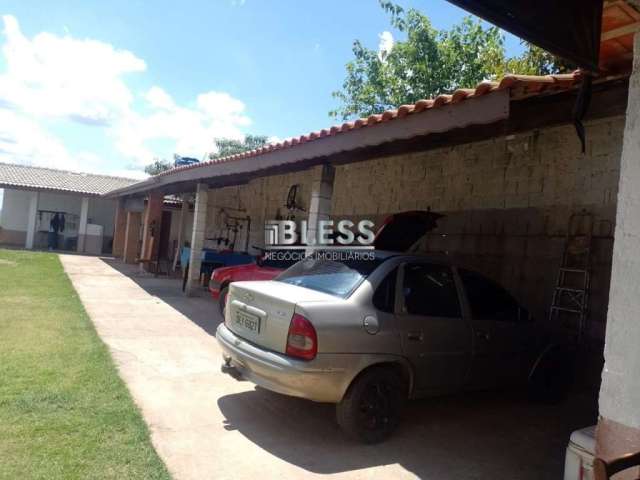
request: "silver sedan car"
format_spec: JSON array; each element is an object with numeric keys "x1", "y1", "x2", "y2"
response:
[{"x1": 216, "y1": 252, "x2": 572, "y2": 443}]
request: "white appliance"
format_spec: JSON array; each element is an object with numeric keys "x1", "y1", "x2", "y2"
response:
[
  {"x1": 83, "y1": 223, "x2": 104, "y2": 255},
  {"x1": 564, "y1": 425, "x2": 597, "y2": 480}
]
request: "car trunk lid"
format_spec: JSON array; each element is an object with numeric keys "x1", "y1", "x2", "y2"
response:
[
  {"x1": 225, "y1": 280, "x2": 334, "y2": 353},
  {"x1": 374, "y1": 210, "x2": 444, "y2": 252}
]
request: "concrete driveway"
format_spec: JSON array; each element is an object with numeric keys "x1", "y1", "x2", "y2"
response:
[{"x1": 60, "y1": 254, "x2": 598, "y2": 480}]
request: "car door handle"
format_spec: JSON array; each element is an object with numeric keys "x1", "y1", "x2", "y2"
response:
[
  {"x1": 407, "y1": 331, "x2": 424, "y2": 341},
  {"x1": 475, "y1": 330, "x2": 491, "y2": 341}
]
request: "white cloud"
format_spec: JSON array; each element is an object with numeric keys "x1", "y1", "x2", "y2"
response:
[
  {"x1": 144, "y1": 86, "x2": 175, "y2": 110},
  {"x1": 0, "y1": 109, "x2": 130, "y2": 176},
  {"x1": 109, "y1": 169, "x2": 149, "y2": 180},
  {"x1": 378, "y1": 31, "x2": 394, "y2": 62},
  {"x1": 114, "y1": 87, "x2": 250, "y2": 165},
  {"x1": 0, "y1": 109, "x2": 73, "y2": 168},
  {"x1": 0, "y1": 14, "x2": 145, "y2": 125},
  {"x1": 0, "y1": 15, "x2": 254, "y2": 175}
]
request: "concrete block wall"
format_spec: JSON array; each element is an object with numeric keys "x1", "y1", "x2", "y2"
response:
[
  {"x1": 187, "y1": 184, "x2": 209, "y2": 295},
  {"x1": 205, "y1": 169, "x2": 314, "y2": 253},
  {"x1": 331, "y1": 117, "x2": 625, "y2": 338}
]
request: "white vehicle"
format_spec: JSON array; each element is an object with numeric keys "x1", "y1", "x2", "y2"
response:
[{"x1": 217, "y1": 213, "x2": 572, "y2": 443}]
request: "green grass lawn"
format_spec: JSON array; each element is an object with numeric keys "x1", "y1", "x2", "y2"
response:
[{"x1": 0, "y1": 249, "x2": 170, "y2": 480}]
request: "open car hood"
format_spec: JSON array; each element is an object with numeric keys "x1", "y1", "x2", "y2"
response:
[{"x1": 373, "y1": 210, "x2": 444, "y2": 252}]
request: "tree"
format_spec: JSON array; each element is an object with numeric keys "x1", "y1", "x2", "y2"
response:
[
  {"x1": 144, "y1": 158, "x2": 172, "y2": 176},
  {"x1": 209, "y1": 135, "x2": 269, "y2": 160},
  {"x1": 505, "y1": 44, "x2": 574, "y2": 77},
  {"x1": 331, "y1": 1, "x2": 571, "y2": 120}
]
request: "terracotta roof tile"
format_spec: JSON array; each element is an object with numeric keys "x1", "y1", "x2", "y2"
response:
[{"x1": 159, "y1": 72, "x2": 582, "y2": 179}]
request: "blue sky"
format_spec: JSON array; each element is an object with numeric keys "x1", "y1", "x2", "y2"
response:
[{"x1": 0, "y1": 0, "x2": 526, "y2": 181}]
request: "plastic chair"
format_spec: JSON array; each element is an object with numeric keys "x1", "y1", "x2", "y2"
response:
[{"x1": 594, "y1": 452, "x2": 640, "y2": 480}]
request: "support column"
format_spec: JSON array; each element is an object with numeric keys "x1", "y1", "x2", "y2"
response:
[
  {"x1": 172, "y1": 195, "x2": 189, "y2": 271},
  {"x1": 306, "y1": 164, "x2": 335, "y2": 252},
  {"x1": 186, "y1": 184, "x2": 208, "y2": 296},
  {"x1": 123, "y1": 211, "x2": 142, "y2": 264},
  {"x1": 25, "y1": 191, "x2": 39, "y2": 249},
  {"x1": 140, "y1": 192, "x2": 163, "y2": 267},
  {"x1": 77, "y1": 196, "x2": 89, "y2": 253},
  {"x1": 112, "y1": 198, "x2": 127, "y2": 258},
  {"x1": 597, "y1": 33, "x2": 640, "y2": 473}
]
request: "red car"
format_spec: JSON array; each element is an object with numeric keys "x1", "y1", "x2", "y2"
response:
[
  {"x1": 210, "y1": 210, "x2": 443, "y2": 314},
  {"x1": 210, "y1": 256, "x2": 296, "y2": 313}
]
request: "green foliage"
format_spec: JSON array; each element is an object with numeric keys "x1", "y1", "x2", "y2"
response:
[
  {"x1": 505, "y1": 44, "x2": 574, "y2": 76},
  {"x1": 0, "y1": 249, "x2": 169, "y2": 479},
  {"x1": 209, "y1": 134, "x2": 269, "y2": 160},
  {"x1": 331, "y1": 1, "x2": 571, "y2": 120},
  {"x1": 143, "y1": 158, "x2": 173, "y2": 176}
]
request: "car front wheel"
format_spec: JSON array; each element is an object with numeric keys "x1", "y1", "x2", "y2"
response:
[{"x1": 336, "y1": 367, "x2": 406, "y2": 444}]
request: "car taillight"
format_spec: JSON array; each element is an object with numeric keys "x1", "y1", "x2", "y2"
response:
[{"x1": 286, "y1": 313, "x2": 317, "y2": 361}]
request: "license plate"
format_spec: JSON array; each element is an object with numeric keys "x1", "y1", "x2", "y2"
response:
[{"x1": 235, "y1": 310, "x2": 260, "y2": 333}]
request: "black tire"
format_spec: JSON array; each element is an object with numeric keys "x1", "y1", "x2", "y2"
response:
[
  {"x1": 528, "y1": 344, "x2": 576, "y2": 404},
  {"x1": 218, "y1": 286, "x2": 229, "y2": 317},
  {"x1": 336, "y1": 366, "x2": 407, "y2": 444}
]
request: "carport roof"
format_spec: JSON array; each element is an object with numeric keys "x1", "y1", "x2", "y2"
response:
[
  {"x1": 163, "y1": 73, "x2": 581, "y2": 174},
  {"x1": 108, "y1": 72, "x2": 585, "y2": 198},
  {"x1": 0, "y1": 162, "x2": 140, "y2": 196}
]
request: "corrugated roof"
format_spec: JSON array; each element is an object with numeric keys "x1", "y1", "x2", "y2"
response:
[
  {"x1": 0, "y1": 162, "x2": 140, "y2": 196},
  {"x1": 154, "y1": 72, "x2": 582, "y2": 179}
]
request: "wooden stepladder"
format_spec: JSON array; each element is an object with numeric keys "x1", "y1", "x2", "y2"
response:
[{"x1": 549, "y1": 210, "x2": 594, "y2": 344}]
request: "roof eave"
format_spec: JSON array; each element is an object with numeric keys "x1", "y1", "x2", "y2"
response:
[
  {"x1": 0, "y1": 183, "x2": 108, "y2": 196},
  {"x1": 108, "y1": 90, "x2": 510, "y2": 198}
]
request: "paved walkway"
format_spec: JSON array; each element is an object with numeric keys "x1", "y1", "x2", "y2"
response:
[{"x1": 61, "y1": 254, "x2": 597, "y2": 480}]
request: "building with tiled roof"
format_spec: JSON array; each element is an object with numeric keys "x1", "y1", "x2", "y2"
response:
[
  {"x1": 104, "y1": 70, "x2": 631, "y2": 337},
  {"x1": 0, "y1": 162, "x2": 139, "y2": 196},
  {"x1": 0, "y1": 163, "x2": 140, "y2": 254}
]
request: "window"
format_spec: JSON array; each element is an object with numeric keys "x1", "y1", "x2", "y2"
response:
[
  {"x1": 402, "y1": 263, "x2": 461, "y2": 318},
  {"x1": 276, "y1": 256, "x2": 384, "y2": 298},
  {"x1": 373, "y1": 268, "x2": 397, "y2": 313},
  {"x1": 459, "y1": 269, "x2": 520, "y2": 322}
]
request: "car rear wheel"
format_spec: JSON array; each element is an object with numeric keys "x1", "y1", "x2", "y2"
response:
[
  {"x1": 528, "y1": 344, "x2": 576, "y2": 404},
  {"x1": 218, "y1": 286, "x2": 229, "y2": 317},
  {"x1": 336, "y1": 367, "x2": 406, "y2": 444}
]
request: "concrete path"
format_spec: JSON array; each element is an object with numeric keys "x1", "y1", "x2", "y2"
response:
[{"x1": 61, "y1": 254, "x2": 597, "y2": 480}]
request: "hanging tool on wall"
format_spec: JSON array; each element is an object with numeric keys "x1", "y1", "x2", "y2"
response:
[
  {"x1": 208, "y1": 208, "x2": 251, "y2": 253},
  {"x1": 284, "y1": 184, "x2": 306, "y2": 221}
]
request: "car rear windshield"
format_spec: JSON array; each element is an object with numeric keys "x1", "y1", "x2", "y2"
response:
[{"x1": 275, "y1": 255, "x2": 383, "y2": 298}]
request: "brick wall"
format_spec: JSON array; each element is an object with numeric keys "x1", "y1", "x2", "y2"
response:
[
  {"x1": 205, "y1": 169, "x2": 314, "y2": 252},
  {"x1": 331, "y1": 117, "x2": 625, "y2": 338}
]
